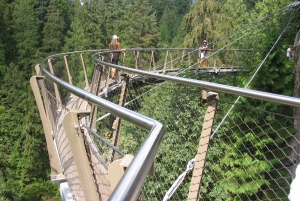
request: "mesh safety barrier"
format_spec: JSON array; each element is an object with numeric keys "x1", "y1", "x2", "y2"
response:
[{"x1": 33, "y1": 47, "x2": 299, "y2": 201}]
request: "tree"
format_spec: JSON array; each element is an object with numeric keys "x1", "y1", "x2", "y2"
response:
[
  {"x1": 42, "y1": 0, "x2": 69, "y2": 54},
  {"x1": 35, "y1": 0, "x2": 50, "y2": 32},
  {"x1": 0, "y1": 63, "x2": 58, "y2": 200},
  {"x1": 154, "y1": 0, "x2": 192, "y2": 47},
  {"x1": 0, "y1": 0, "x2": 7, "y2": 67},
  {"x1": 119, "y1": 0, "x2": 158, "y2": 48},
  {"x1": 11, "y1": 0, "x2": 40, "y2": 76},
  {"x1": 182, "y1": 0, "x2": 230, "y2": 48}
]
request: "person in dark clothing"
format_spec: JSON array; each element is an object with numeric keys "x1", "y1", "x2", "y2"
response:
[
  {"x1": 109, "y1": 35, "x2": 121, "y2": 79},
  {"x1": 198, "y1": 40, "x2": 209, "y2": 68}
]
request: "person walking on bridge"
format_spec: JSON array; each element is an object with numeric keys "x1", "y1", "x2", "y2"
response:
[
  {"x1": 109, "y1": 35, "x2": 121, "y2": 80},
  {"x1": 198, "y1": 40, "x2": 209, "y2": 68}
]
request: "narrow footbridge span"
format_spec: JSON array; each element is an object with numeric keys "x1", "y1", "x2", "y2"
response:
[{"x1": 31, "y1": 47, "x2": 300, "y2": 200}]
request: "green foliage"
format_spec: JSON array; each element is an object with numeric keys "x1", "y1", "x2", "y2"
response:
[
  {"x1": 21, "y1": 180, "x2": 60, "y2": 201},
  {"x1": 0, "y1": 0, "x2": 299, "y2": 199},
  {"x1": 120, "y1": 0, "x2": 158, "y2": 48},
  {"x1": 42, "y1": 0, "x2": 69, "y2": 53},
  {"x1": 182, "y1": 0, "x2": 232, "y2": 48},
  {"x1": 0, "y1": 63, "x2": 58, "y2": 200},
  {"x1": 119, "y1": 73, "x2": 206, "y2": 199},
  {"x1": 155, "y1": 0, "x2": 192, "y2": 47},
  {"x1": 11, "y1": 0, "x2": 40, "y2": 75}
]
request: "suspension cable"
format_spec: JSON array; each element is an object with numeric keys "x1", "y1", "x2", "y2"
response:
[
  {"x1": 81, "y1": 124, "x2": 125, "y2": 156},
  {"x1": 210, "y1": 6, "x2": 300, "y2": 139},
  {"x1": 97, "y1": 4, "x2": 297, "y2": 122}
]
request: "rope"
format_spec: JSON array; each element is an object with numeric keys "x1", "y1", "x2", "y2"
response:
[{"x1": 163, "y1": 158, "x2": 196, "y2": 201}]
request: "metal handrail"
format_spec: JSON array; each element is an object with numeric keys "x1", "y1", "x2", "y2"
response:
[
  {"x1": 39, "y1": 53, "x2": 165, "y2": 201},
  {"x1": 39, "y1": 48, "x2": 300, "y2": 201},
  {"x1": 92, "y1": 49, "x2": 300, "y2": 107}
]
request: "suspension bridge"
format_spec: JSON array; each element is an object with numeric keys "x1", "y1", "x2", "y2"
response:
[{"x1": 30, "y1": 2, "x2": 300, "y2": 201}]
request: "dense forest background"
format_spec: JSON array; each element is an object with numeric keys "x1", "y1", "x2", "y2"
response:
[{"x1": 0, "y1": 0, "x2": 299, "y2": 200}]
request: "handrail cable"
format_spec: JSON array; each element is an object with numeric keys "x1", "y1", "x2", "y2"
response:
[
  {"x1": 210, "y1": 6, "x2": 300, "y2": 139},
  {"x1": 36, "y1": 3, "x2": 300, "y2": 201},
  {"x1": 162, "y1": 4, "x2": 300, "y2": 199},
  {"x1": 96, "y1": 2, "x2": 295, "y2": 121},
  {"x1": 166, "y1": 4, "x2": 287, "y2": 70},
  {"x1": 39, "y1": 60, "x2": 165, "y2": 201},
  {"x1": 139, "y1": 6, "x2": 284, "y2": 73},
  {"x1": 82, "y1": 124, "x2": 125, "y2": 156}
]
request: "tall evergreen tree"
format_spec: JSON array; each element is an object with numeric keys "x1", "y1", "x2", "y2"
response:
[
  {"x1": 0, "y1": 0, "x2": 6, "y2": 67},
  {"x1": 154, "y1": 0, "x2": 192, "y2": 47},
  {"x1": 120, "y1": 0, "x2": 158, "y2": 48},
  {"x1": 35, "y1": 0, "x2": 50, "y2": 32},
  {"x1": 42, "y1": 0, "x2": 69, "y2": 54},
  {"x1": 11, "y1": 0, "x2": 40, "y2": 75},
  {"x1": 64, "y1": 0, "x2": 106, "y2": 51},
  {"x1": 1, "y1": 0, "x2": 15, "y2": 65},
  {"x1": 0, "y1": 63, "x2": 58, "y2": 200},
  {"x1": 182, "y1": 0, "x2": 231, "y2": 48},
  {"x1": 0, "y1": 1, "x2": 59, "y2": 200},
  {"x1": 158, "y1": 8, "x2": 181, "y2": 47}
]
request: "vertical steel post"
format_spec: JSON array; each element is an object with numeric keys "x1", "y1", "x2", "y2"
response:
[
  {"x1": 121, "y1": 51, "x2": 126, "y2": 65},
  {"x1": 64, "y1": 55, "x2": 74, "y2": 97},
  {"x1": 135, "y1": 51, "x2": 139, "y2": 70},
  {"x1": 181, "y1": 50, "x2": 185, "y2": 63},
  {"x1": 188, "y1": 92, "x2": 219, "y2": 200},
  {"x1": 170, "y1": 51, "x2": 173, "y2": 69},
  {"x1": 105, "y1": 62, "x2": 111, "y2": 89}
]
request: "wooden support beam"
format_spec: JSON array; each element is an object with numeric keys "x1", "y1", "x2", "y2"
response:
[
  {"x1": 188, "y1": 92, "x2": 219, "y2": 200},
  {"x1": 90, "y1": 64, "x2": 104, "y2": 131},
  {"x1": 47, "y1": 59, "x2": 62, "y2": 110},
  {"x1": 30, "y1": 72, "x2": 65, "y2": 183},
  {"x1": 110, "y1": 74, "x2": 131, "y2": 162},
  {"x1": 63, "y1": 110, "x2": 100, "y2": 201},
  {"x1": 80, "y1": 53, "x2": 89, "y2": 88}
]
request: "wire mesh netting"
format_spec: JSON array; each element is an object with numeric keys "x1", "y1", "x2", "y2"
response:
[
  {"x1": 105, "y1": 76, "x2": 298, "y2": 201},
  {"x1": 33, "y1": 38, "x2": 300, "y2": 201}
]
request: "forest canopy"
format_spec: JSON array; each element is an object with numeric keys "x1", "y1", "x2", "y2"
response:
[{"x1": 0, "y1": 0, "x2": 298, "y2": 200}]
